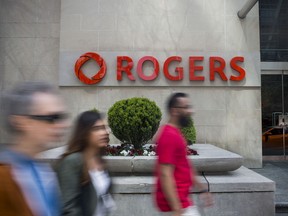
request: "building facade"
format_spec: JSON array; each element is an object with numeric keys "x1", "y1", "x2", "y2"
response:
[{"x1": 0, "y1": 0, "x2": 286, "y2": 168}]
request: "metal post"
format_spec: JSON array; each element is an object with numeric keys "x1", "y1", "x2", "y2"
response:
[
  {"x1": 282, "y1": 71, "x2": 286, "y2": 159},
  {"x1": 237, "y1": 0, "x2": 259, "y2": 19}
]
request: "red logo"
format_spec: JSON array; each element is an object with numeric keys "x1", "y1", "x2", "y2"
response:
[
  {"x1": 74, "y1": 52, "x2": 107, "y2": 85},
  {"x1": 75, "y1": 52, "x2": 246, "y2": 85}
]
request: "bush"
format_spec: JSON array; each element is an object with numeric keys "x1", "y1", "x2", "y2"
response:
[
  {"x1": 108, "y1": 97, "x2": 162, "y2": 149},
  {"x1": 181, "y1": 117, "x2": 196, "y2": 145},
  {"x1": 91, "y1": 108, "x2": 99, "y2": 113}
]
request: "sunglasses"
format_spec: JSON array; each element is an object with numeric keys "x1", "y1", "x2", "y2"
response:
[{"x1": 27, "y1": 113, "x2": 68, "y2": 123}]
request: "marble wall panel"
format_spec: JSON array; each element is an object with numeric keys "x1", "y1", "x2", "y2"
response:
[
  {"x1": 205, "y1": 31, "x2": 225, "y2": 52},
  {"x1": 205, "y1": 126, "x2": 227, "y2": 149},
  {"x1": 195, "y1": 126, "x2": 206, "y2": 144},
  {"x1": 226, "y1": 109, "x2": 262, "y2": 168},
  {"x1": 188, "y1": 88, "x2": 226, "y2": 110},
  {"x1": 118, "y1": 0, "x2": 134, "y2": 15},
  {"x1": 34, "y1": 38, "x2": 60, "y2": 66},
  {"x1": 226, "y1": 16, "x2": 260, "y2": 52},
  {"x1": 193, "y1": 110, "x2": 226, "y2": 126},
  {"x1": 226, "y1": 88, "x2": 261, "y2": 110},
  {"x1": 0, "y1": 23, "x2": 35, "y2": 38},
  {"x1": 35, "y1": 23, "x2": 60, "y2": 38},
  {"x1": 99, "y1": 0, "x2": 119, "y2": 14},
  {"x1": 37, "y1": 0, "x2": 60, "y2": 23},
  {"x1": 204, "y1": 0, "x2": 224, "y2": 16},
  {"x1": 133, "y1": 31, "x2": 156, "y2": 51},
  {"x1": 99, "y1": 31, "x2": 134, "y2": 51},
  {"x1": 0, "y1": 0, "x2": 38, "y2": 23},
  {"x1": 1, "y1": 38, "x2": 35, "y2": 66},
  {"x1": 162, "y1": 15, "x2": 188, "y2": 42},
  {"x1": 117, "y1": 15, "x2": 135, "y2": 32},
  {"x1": 61, "y1": 0, "x2": 99, "y2": 15},
  {"x1": 61, "y1": 0, "x2": 86, "y2": 15},
  {"x1": 81, "y1": 14, "x2": 116, "y2": 31},
  {"x1": 0, "y1": 64, "x2": 58, "y2": 89},
  {"x1": 60, "y1": 15, "x2": 81, "y2": 33},
  {"x1": 186, "y1": 15, "x2": 225, "y2": 32},
  {"x1": 61, "y1": 31, "x2": 98, "y2": 51},
  {"x1": 177, "y1": 31, "x2": 206, "y2": 51},
  {"x1": 133, "y1": 0, "x2": 166, "y2": 16},
  {"x1": 187, "y1": 0, "x2": 205, "y2": 16}
]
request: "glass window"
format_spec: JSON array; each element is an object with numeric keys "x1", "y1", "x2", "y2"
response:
[
  {"x1": 259, "y1": 0, "x2": 288, "y2": 62},
  {"x1": 261, "y1": 74, "x2": 288, "y2": 155}
]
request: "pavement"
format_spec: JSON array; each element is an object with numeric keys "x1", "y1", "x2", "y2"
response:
[{"x1": 252, "y1": 160, "x2": 288, "y2": 215}]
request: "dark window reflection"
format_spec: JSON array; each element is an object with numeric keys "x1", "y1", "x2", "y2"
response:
[
  {"x1": 261, "y1": 74, "x2": 288, "y2": 155},
  {"x1": 259, "y1": 0, "x2": 288, "y2": 62}
]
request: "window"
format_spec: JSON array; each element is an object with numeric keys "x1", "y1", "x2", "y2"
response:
[{"x1": 259, "y1": 0, "x2": 288, "y2": 62}]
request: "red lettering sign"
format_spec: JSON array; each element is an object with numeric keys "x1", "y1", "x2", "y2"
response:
[
  {"x1": 209, "y1": 57, "x2": 228, "y2": 81},
  {"x1": 137, "y1": 56, "x2": 159, "y2": 81},
  {"x1": 189, "y1": 56, "x2": 204, "y2": 81},
  {"x1": 230, "y1": 56, "x2": 245, "y2": 81},
  {"x1": 163, "y1": 56, "x2": 183, "y2": 81},
  {"x1": 117, "y1": 56, "x2": 135, "y2": 81},
  {"x1": 74, "y1": 52, "x2": 246, "y2": 85}
]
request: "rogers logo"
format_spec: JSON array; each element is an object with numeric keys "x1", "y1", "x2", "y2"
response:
[
  {"x1": 74, "y1": 52, "x2": 107, "y2": 85},
  {"x1": 74, "y1": 52, "x2": 246, "y2": 85}
]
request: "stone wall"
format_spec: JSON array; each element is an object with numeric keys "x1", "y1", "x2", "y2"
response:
[
  {"x1": 0, "y1": 0, "x2": 61, "y2": 142},
  {"x1": 0, "y1": 0, "x2": 262, "y2": 168}
]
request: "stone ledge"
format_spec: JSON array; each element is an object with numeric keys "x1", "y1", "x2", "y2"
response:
[
  {"x1": 191, "y1": 144, "x2": 244, "y2": 172},
  {"x1": 112, "y1": 175, "x2": 208, "y2": 194},
  {"x1": 206, "y1": 166, "x2": 275, "y2": 193},
  {"x1": 111, "y1": 166, "x2": 275, "y2": 194},
  {"x1": 109, "y1": 167, "x2": 275, "y2": 216},
  {"x1": 38, "y1": 144, "x2": 243, "y2": 173}
]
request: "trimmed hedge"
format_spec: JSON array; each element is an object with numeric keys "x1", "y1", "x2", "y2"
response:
[
  {"x1": 108, "y1": 97, "x2": 162, "y2": 149},
  {"x1": 181, "y1": 117, "x2": 196, "y2": 145}
]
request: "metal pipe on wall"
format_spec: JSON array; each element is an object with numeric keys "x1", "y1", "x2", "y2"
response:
[{"x1": 237, "y1": 0, "x2": 259, "y2": 19}]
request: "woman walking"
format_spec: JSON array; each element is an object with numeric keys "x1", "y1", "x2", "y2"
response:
[{"x1": 56, "y1": 111, "x2": 115, "y2": 216}]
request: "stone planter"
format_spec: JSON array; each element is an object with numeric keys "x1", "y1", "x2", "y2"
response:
[{"x1": 38, "y1": 144, "x2": 243, "y2": 173}]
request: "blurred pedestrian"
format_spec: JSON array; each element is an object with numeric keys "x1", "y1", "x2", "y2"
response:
[
  {"x1": 0, "y1": 81, "x2": 68, "y2": 216},
  {"x1": 56, "y1": 111, "x2": 115, "y2": 216},
  {"x1": 154, "y1": 92, "x2": 213, "y2": 216}
]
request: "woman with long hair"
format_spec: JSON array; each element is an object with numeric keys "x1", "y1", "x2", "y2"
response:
[{"x1": 56, "y1": 111, "x2": 115, "y2": 216}]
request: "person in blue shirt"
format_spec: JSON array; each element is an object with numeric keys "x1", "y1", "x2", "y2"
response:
[{"x1": 0, "y1": 81, "x2": 68, "y2": 216}]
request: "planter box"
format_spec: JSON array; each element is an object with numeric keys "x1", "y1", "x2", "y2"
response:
[{"x1": 38, "y1": 144, "x2": 243, "y2": 173}]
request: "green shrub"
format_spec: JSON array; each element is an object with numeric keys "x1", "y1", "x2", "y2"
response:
[
  {"x1": 108, "y1": 97, "x2": 162, "y2": 149},
  {"x1": 91, "y1": 108, "x2": 99, "y2": 113},
  {"x1": 181, "y1": 117, "x2": 196, "y2": 145}
]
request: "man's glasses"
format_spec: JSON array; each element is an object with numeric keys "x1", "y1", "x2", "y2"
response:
[{"x1": 27, "y1": 113, "x2": 68, "y2": 123}]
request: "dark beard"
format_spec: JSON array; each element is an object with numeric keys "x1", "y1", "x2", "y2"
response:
[{"x1": 179, "y1": 115, "x2": 190, "y2": 128}]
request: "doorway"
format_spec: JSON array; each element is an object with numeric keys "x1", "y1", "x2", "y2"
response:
[{"x1": 261, "y1": 71, "x2": 288, "y2": 156}]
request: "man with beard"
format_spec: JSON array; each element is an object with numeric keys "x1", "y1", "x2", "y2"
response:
[{"x1": 154, "y1": 92, "x2": 213, "y2": 216}]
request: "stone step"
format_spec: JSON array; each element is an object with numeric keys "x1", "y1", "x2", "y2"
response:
[{"x1": 109, "y1": 166, "x2": 275, "y2": 216}]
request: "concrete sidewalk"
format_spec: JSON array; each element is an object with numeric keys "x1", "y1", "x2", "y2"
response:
[{"x1": 252, "y1": 160, "x2": 288, "y2": 215}]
